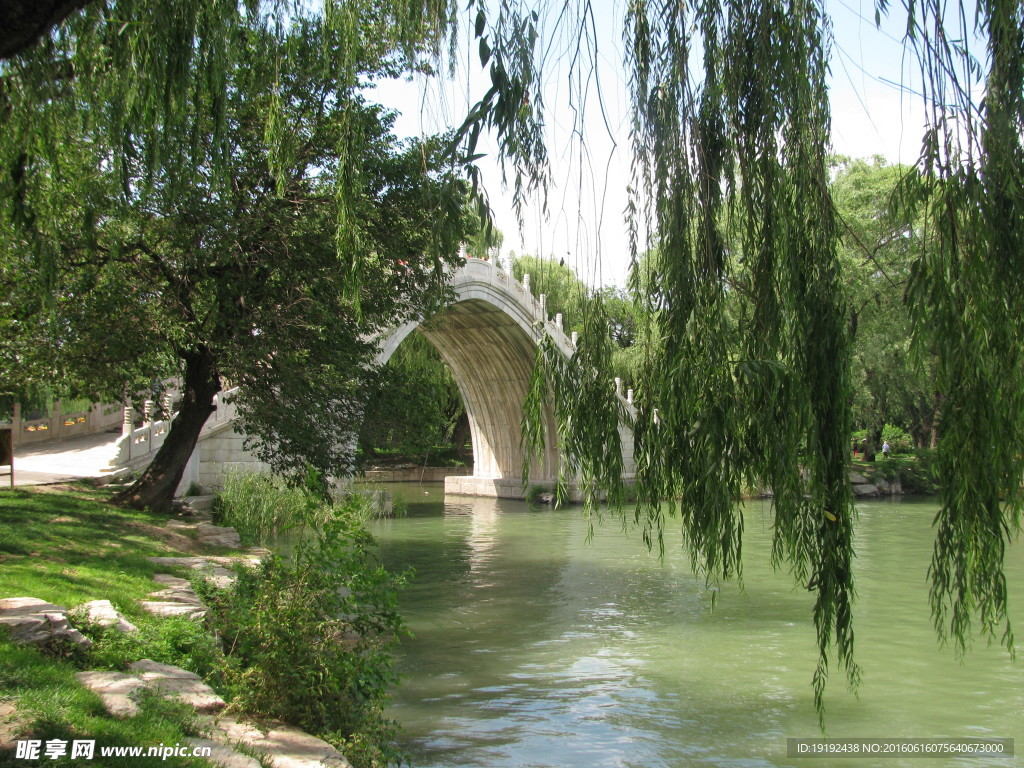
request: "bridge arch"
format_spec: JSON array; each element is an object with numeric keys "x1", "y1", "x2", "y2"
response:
[{"x1": 376, "y1": 258, "x2": 577, "y2": 498}]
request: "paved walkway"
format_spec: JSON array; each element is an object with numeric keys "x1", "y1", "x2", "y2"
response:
[{"x1": 7, "y1": 431, "x2": 122, "y2": 486}]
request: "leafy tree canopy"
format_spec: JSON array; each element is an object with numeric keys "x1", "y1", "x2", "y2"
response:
[{"x1": 0, "y1": 3, "x2": 476, "y2": 509}]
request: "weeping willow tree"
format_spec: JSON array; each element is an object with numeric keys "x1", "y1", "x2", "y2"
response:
[{"x1": 456, "y1": 0, "x2": 1023, "y2": 722}]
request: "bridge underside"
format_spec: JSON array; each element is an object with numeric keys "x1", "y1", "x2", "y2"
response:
[{"x1": 417, "y1": 298, "x2": 559, "y2": 499}]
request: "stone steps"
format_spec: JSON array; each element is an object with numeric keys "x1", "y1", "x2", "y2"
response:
[{"x1": 201, "y1": 716, "x2": 352, "y2": 768}]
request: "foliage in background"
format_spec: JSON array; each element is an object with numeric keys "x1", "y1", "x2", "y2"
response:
[
  {"x1": 832, "y1": 157, "x2": 940, "y2": 450},
  {"x1": 358, "y1": 333, "x2": 466, "y2": 462},
  {"x1": 510, "y1": 253, "x2": 651, "y2": 392},
  {"x1": 203, "y1": 499, "x2": 409, "y2": 768}
]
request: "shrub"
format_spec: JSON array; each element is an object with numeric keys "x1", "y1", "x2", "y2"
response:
[
  {"x1": 204, "y1": 497, "x2": 409, "y2": 768},
  {"x1": 881, "y1": 424, "x2": 914, "y2": 454},
  {"x1": 900, "y1": 449, "x2": 939, "y2": 494}
]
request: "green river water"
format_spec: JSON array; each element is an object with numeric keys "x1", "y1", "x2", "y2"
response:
[{"x1": 365, "y1": 485, "x2": 1022, "y2": 767}]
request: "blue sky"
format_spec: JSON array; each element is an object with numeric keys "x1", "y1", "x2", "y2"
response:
[{"x1": 370, "y1": 0, "x2": 986, "y2": 287}]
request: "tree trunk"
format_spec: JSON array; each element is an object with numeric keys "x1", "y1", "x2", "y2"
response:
[
  {"x1": 114, "y1": 348, "x2": 221, "y2": 513},
  {"x1": 451, "y1": 410, "x2": 471, "y2": 460}
]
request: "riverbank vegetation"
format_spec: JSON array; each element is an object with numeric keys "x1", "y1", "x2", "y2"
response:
[{"x1": 0, "y1": 484, "x2": 408, "y2": 767}]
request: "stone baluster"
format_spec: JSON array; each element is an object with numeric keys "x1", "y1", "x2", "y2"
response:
[
  {"x1": 571, "y1": 331, "x2": 578, "y2": 348},
  {"x1": 523, "y1": 273, "x2": 530, "y2": 294},
  {"x1": 555, "y1": 313, "x2": 563, "y2": 331},
  {"x1": 653, "y1": 408, "x2": 660, "y2": 426},
  {"x1": 627, "y1": 388, "x2": 634, "y2": 405},
  {"x1": 122, "y1": 404, "x2": 133, "y2": 436},
  {"x1": 143, "y1": 400, "x2": 154, "y2": 425},
  {"x1": 162, "y1": 392, "x2": 173, "y2": 421},
  {"x1": 458, "y1": 242, "x2": 467, "y2": 262},
  {"x1": 539, "y1": 293, "x2": 547, "y2": 318},
  {"x1": 615, "y1": 378, "x2": 622, "y2": 397}
]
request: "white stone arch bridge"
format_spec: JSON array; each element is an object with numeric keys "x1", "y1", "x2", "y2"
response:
[
  {"x1": 376, "y1": 258, "x2": 635, "y2": 498},
  {"x1": 119, "y1": 259, "x2": 634, "y2": 498}
]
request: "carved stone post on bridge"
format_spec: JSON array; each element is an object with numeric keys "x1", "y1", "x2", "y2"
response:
[
  {"x1": 555, "y1": 313, "x2": 563, "y2": 331},
  {"x1": 122, "y1": 402, "x2": 133, "y2": 461},
  {"x1": 571, "y1": 331, "x2": 578, "y2": 348},
  {"x1": 523, "y1": 273, "x2": 530, "y2": 294}
]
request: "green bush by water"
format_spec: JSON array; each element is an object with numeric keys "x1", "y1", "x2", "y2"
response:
[{"x1": 202, "y1": 498, "x2": 409, "y2": 768}]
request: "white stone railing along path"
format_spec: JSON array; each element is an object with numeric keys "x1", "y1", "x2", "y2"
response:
[{"x1": 4, "y1": 399, "x2": 124, "y2": 448}]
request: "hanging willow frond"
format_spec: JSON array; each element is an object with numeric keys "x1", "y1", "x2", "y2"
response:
[{"x1": 896, "y1": 0, "x2": 1024, "y2": 659}]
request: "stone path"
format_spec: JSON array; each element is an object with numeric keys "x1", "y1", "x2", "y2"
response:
[
  {"x1": 9, "y1": 431, "x2": 122, "y2": 486},
  {"x1": 2, "y1": 492, "x2": 353, "y2": 767},
  {"x1": 201, "y1": 717, "x2": 352, "y2": 768},
  {"x1": 139, "y1": 573, "x2": 209, "y2": 621}
]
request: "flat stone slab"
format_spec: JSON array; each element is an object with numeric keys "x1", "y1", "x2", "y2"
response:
[
  {"x1": 75, "y1": 671, "x2": 146, "y2": 718},
  {"x1": 139, "y1": 601, "x2": 207, "y2": 621},
  {"x1": 129, "y1": 660, "x2": 225, "y2": 713},
  {"x1": 0, "y1": 597, "x2": 91, "y2": 650},
  {"x1": 152, "y1": 573, "x2": 191, "y2": 588},
  {"x1": 197, "y1": 523, "x2": 243, "y2": 549},
  {"x1": 183, "y1": 495, "x2": 217, "y2": 513},
  {"x1": 206, "y1": 717, "x2": 351, "y2": 768},
  {"x1": 72, "y1": 599, "x2": 138, "y2": 634},
  {"x1": 185, "y1": 738, "x2": 261, "y2": 768},
  {"x1": 849, "y1": 472, "x2": 869, "y2": 484},
  {"x1": 146, "y1": 556, "x2": 241, "y2": 588},
  {"x1": 147, "y1": 587, "x2": 205, "y2": 605}
]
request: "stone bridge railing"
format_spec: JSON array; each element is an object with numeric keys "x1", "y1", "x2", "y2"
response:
[{"x1": 111, "y1": 387, "x2": 240, "y2": 470}]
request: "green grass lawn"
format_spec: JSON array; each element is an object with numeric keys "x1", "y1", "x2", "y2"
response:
[
  {"x1": 0, "y1": 483, "x2": 193, "y2": 612},
  {"x1": 0, "y1": 484, "x2": 221, "y2": 766}
]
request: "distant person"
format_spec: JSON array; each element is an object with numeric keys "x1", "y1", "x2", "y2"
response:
[
  {"x1": 882, "y1": 440, "x2": 890, "y2": 459},
  {"x1": 861, "y1": 437, "x2": 875, "y2": 461}
]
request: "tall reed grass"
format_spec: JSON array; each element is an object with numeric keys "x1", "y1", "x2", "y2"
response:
[{"x1": 214, "y1": 471, "x2": 344, "y2": 544}]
